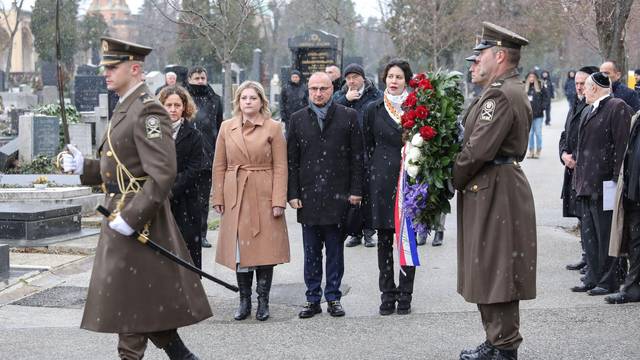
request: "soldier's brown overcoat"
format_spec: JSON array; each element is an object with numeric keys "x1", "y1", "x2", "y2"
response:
[
  {"x1": 212, "y1": 115, "x2": 290, "y2": 270},
  {"x1": 453, "y1": 69, "x2": 537, "y2": 304},
  {"x1": 79, "y1": 84, "x2": 212, "y2": 333}
]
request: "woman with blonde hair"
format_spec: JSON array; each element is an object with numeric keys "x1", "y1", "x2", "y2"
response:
[
  {"x1": 212, "y1": 81, "x2": 289, "y2": 321},
  {"x1": 158, "y1": 85, "x2": 205, "y2": 269}
]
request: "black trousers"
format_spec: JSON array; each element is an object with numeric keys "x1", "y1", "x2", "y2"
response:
[
  {"x1": 544, "y1": 102, "x2": 552, "y2": 125},
  {"x1": 622, "y1": 199, "x2": 640, "y2": 299},
  {"x1": 377, "y1": 229, "x2": 415, "y2": 303},
  {"x1": 198, "y1": 169, "x2": 213, "y2": 241},
  {"x1": 579, "y1": 196, "x2": 619, "y2": 290}
]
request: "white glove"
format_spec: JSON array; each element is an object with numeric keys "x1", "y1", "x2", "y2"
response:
[
  {"x1": 108, "y1": 214, "x2": 135, "y2": 236},
  {"x1": 62, "y1": 144, "x2": 84, "y2": 175}
]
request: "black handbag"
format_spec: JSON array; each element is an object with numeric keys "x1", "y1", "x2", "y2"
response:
[{"x1": 342, "y1": 203, "x2": 364, "y2": 237}]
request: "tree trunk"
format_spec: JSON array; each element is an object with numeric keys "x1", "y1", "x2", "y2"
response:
[
  {"x1": 5, "y1": 39, "x2": 14, "y2": 76},
  {"x1": 593, "y1": 0, "x2": 634, "y2": 78},
  {"x1": 223, "y1": 60, "x2": 233, "y2": 118}
]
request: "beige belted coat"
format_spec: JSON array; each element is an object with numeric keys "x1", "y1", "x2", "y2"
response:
[{"x1": 212, "y1": 115, "x2": 290, "y2": 270}]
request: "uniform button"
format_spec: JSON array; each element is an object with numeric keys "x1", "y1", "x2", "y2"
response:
[
  {"x1": 472, "y1": 185, "x2": 478, "y2": 192},
  {"x1": 106, "y1": 151, "x2": 113, "y2": 157}
]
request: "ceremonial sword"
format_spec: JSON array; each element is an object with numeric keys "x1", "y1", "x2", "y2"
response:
[{"x1": 96, "y1": 205, "x2": 239, "y2": 292}]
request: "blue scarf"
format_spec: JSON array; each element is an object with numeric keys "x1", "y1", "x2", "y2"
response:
[{"x1": 309, "y1": 98, "x2": 333, "y2": 129}]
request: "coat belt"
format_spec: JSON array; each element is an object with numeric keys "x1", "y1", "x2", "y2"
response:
[{"x1": 227, "y1": 164, "x2": 272, "y2": 237}]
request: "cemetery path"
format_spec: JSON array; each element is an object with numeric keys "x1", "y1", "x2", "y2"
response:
[{"x1": 1, "y1": 100, "x2": 639, "y2": 359}]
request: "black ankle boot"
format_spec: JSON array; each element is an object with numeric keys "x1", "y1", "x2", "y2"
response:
[
  {"x1": 163, "y1": 334, "x2": 199, "y2": 360},
  {"x1": 234, "y1": 271, "x2": 253, "y2": 320},
  {"x1": 255, "y1": 266, "x2": 273, "y2": 321}
]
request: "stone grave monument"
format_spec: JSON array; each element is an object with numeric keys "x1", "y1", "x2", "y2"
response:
[
  {"x1": 41, "y1": 61, "x2": 58, "y2": 87},
  {"x1": 288, "y1": 30, "x2": 343, "y2": 81},
  {"x1": 73, "y1": 74, "x2": 108, "y2": 112},
  {"x1": 69, "y1": 123, "x2": 92, "y2": 156},
  {"x1": 0, "y1": 244, "x2": 8, "y2": 281},
  {"x1": 18, "y1": 114, "x2": 60, "y2": 162}
]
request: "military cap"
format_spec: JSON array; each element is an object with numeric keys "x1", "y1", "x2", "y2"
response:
[
  {"x1": 465, "y1": 51, "x2": 480, "y2": 62},
  {"x1": 100, "y1": 37, "x2": 152, "y2": 66},
  {"x1": 474, "y1": 22, "x2": 529, "y2": 51}
]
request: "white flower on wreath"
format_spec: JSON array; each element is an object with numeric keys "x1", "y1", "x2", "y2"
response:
[
  {"x1": 411, "y1": 133, "x2": 424, "y2": 147},
  {"x1": 406, "y1": 164, "x2": 419, "y2": 178},
  {"x1": 408, "y1": 146, "x2": 422, "y2": 162}
]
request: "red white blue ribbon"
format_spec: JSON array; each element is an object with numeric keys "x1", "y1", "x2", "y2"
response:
[{"x1": 394, "y1": 143, "x2": 421, "y2": 267}]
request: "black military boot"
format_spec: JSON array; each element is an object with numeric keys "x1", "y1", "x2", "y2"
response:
[
  {"x1": 432, "y1": 231, "x2": 444, "y2": 246},
  {"x1": 163, "y1": 334, "x2": 200, "y2": 360},
  {"x1": 234, "y1": 271, "x2": 253, "y2": 320},
  {"x1": 459, "y1": 341, "x2": 496, "y2": 359},
  {"x1": 255, "y1": 266, "x2": 273, "y2": 321},
  {"x1": 495, "y1": 348, "x2": 517, "y2": 360}
]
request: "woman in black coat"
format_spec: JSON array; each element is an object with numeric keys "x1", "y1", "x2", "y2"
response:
[
  {"x1": 525, "y1": 72, "x2": 547, "y2": 159},
  {"x1": 363, "y1": 59, "x2": 415, "y2": 316},
  {"x1": 159, "y1": 85, "x2": 204, "y2": 269}
]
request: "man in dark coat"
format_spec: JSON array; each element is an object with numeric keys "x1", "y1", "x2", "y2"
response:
[
  {"x1": 600, "y1": 61, "x2": 640, "y2": 112},
  {"x1": 325, "y1": 64, "x2": 343, "y2": 93},
  {"x1": 607, "y1": 110, "x2": 640, "y2": 304},
  {"x1": 280, "y1": 70, "x2": 308, "y2": 127},
  {"x1": 559, "y1": 66, "x2": 598, "y2": 271},
  {"x1": 634, "y1": 69, "x2": 640, "y2": 96},
  {"x1": 454, "y1": 23, "x2": 536, "y2": 360},
  {"x1": 61, "y1": 37, "x2": 210, "y2": 360},
  {"x1": 185, "y1": 66, "x2": 223, "y2": 249},
  {"x1": 541, "y1": 70, "x2": 555, "y2": 125},
  {"x1": 334, "y1": 63, "x2": 382, "y2": 248},
  {"x1": 288, "y1": 72, "x2": 363, "y2": 319},
  {"x1": 571, "y1": 72, "x2": 631, "y2": 296}
]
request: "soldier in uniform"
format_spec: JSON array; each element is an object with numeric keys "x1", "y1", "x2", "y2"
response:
[
  {"x1": 60, "y1": 37, "x2": 212, "y2": 360},
  {"x1": 453, "y1": 23, "x2": 537, "y2": 360}
]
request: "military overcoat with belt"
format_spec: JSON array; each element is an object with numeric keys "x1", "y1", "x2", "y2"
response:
[
  {"x1": 453, "y1": 69, "x2": 537, "y2": 304},
  {"x1": 211, "y1": 115, "x2": 290, "y2": 270},
  {"x1": 79, "y1": 83, "x2": 212, "y2": 333}
]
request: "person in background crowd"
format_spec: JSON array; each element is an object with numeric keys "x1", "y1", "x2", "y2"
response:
[
  {"x1": 185, "y1": 66, "x2": 223, "y2": 249},
  {"x1": 607, "y1": 108, "x2": 640, "y2": 305},
  {"x1": 280, "y1": 70, "x2": 308, "y2": 128},
  {"x1": 564, "y1": 70, "x2": 577, "y2": 110},
  {"x1": 560, "y1": 66, "x2": 599, "y2": 273},
  {"x1": 571, "y1": 72, "x2": 631, "y2": 296},
  {"x1": 634, "y1": 69, "x2": 640, "y2": 96},
  {"x1": 600, "y1": 60, "x2": 640, "y2": 112},
  {"x1": 325, "y1": 64, "x2": 342, "y2": 93},
  {"x1": 364, "y1": 59, "x2": 418, "y2": 315},
  {"x1": 334, "y1": 63, "x2": 383, "y2": 248},
  {"x1": 288, "y1": 72, "x2": 363, "y2": 319},
  {"x1": 155, "y1": 71, "x2": 177, "y2": 95},
  {"x1": 541, "y1": 70, "x2": 555, "y2": 125},
  {"x1": 212, "y1": 81, "x2": 290, "y2": 322},
  {"x1": 159, "y1": 85, "x2": 204, "y2": 270},
  {"x1": 525, "y1": 71, "x2": 547, "y2": 159}
]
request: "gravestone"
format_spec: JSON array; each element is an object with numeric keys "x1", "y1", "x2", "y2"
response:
[
  {"x1": 9, "y1": 108, "x2": 27, "y2": 135},
  {"x1": 0, "y1": 70, "x2": 5, "y2": 92},
  {"x1": 164, "y1": 65, "x2": 189, "y2": 87},
  {"x1": 41, "y1": 61, "x2": 58, "y2": 87},
  {"x1": 0, "y1": 92, "x2": 37, "y2": 110},
  {"x1": 41, "y1": 86, "x2": 58, "y2": 105},
  {"x1": 18, "y1": 114, "x2": 60, "y2": 162},
  {"x1": 0, "y1": 244, "x2": 8, "y2": 281},
  {"x1": 0, "y1": 203, "x2": 81, "y2": 241},
  {"x1": 270, "y1": 74, "x2": 281, "y2": 106},
  {"x1": 76, "y1": 64, "x2": 98, "y2": 76},
  {"x1": 0, "y1": 137, "x2": 18, "y2": 171},
  {"x1": 69, "y1": 123, "x2": 92, "y2": 156},
  {"x1": 73, "y1": 75, "x2": 107, "y2": 112},
  {"x1": 288, "y1": 30, "x2": 343, "y2": 81},
  {"x1": 145, "y1": 71, "x2": 165, "y2": 95},
  {"x1": 249, "y1": 48, "x2": 263, "y2": 82}
]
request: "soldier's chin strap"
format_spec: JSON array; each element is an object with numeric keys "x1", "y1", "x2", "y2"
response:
[{"x1": 106, "y1": 118, "x2": 148, "y2": 213}]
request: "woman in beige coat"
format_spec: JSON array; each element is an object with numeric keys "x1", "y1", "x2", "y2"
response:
[{"x1": 212, "y1": 81, "x2": 289, "y2": 321}]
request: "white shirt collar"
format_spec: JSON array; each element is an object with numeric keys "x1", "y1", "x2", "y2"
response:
[
  {"x1": 118, "y1": 81, "x2": 145, "y2": 103},
  {"x1": 591, "y1": 94, "x2": 610, "y2": 112}
]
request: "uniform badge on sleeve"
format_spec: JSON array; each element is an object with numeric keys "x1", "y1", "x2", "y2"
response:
[
  {"x1": 145, "y1": 116, "x2": 162, "y2": 139},
  {"x1": 480, "y1": 99, "x2": 496, "y2": 121}
]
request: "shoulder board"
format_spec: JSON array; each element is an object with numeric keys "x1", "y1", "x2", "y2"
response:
[
  {"x1": 139, "y1": 92, "x2": 156, "y2": 104},
  {"x1": 490, "y1": 81, "x2": 504, "y2": 88}
]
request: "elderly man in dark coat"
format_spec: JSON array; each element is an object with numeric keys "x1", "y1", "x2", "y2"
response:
[
  {"x1": 185, "y1": 66, "x2": 223, "y2": 249},
  {"x1": 288, "y1": 72, "x2": 363, "y2": 319},
  {"x1": 607, "y1": 110, "x2": 640, "y2": 304},
  {"x1": 559, "y1": 66, "x2": 598, "y2": 271},
  {"x1": 453, "y1": 23, "x2": 536, "y2": 360},
  {"x1": 571, "y1": 72, "x2": 631, "y2": 296}
]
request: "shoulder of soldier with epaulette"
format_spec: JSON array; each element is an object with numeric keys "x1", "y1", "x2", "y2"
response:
[
  {"x1": 139, "y1": 92, "x2": 157, "y2": 104},
  {"x1": 490, "y1": 80, "x2": 504, "y2": 88}
]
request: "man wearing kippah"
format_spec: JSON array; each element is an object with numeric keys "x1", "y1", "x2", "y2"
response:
[
  {"x1": 60, "y1": 37, "x2": 211, "y2": 359},
  {"x1": 571, "y1": 72, "x2": 632, "y2": 298},
  {"x1": 453, "y1": 22, "x2": 537, "y2": 360}
]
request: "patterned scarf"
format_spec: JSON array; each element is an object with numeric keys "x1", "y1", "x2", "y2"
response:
[
  {"x1": 384, "y1": 88, "x2": 408, "y2": 124},
  {"x1": 171, "y1": 119, "x2": 183, "y2": 140}
]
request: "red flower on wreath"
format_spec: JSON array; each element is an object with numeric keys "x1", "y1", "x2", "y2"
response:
[
  {"x1": 415, "y1": 105, "x2": 430, "y2": 119},
  {"x1": 419, "y1": 125, "x2": 437, "y2": 141},
  {"x1": 401, "y1": 110, "x2": 417, "y2": 129},
  {"x1": 418, "y1": 79, "x2": 433, "y2": 90},
  {"x1": 409, "y1": 73, "x2": 427, "y2": 89},
  {"x1": 403, "y1": 119, "x2": 416, "y2": 129},
  {"x1": 403, "y1": 92, "x2": 417, "y2": 107}
]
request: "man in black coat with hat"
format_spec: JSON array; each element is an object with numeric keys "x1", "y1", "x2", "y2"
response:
[
  {"x1": 185, "y1": 66, "x2": 223, "y2": 248},
  {"x1": 559, "y1": 65, "x2": 598, "y2": 271},
  {"x1": 280, "y1": 70, "x2": 308, "y2": 128}
]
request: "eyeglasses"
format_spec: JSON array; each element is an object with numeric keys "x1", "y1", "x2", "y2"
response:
[{"x1": 309, "y1": 87, "x2": 331, "y2": 93}]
